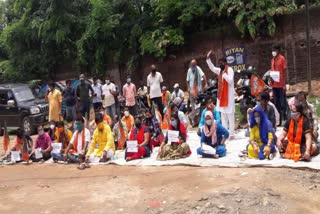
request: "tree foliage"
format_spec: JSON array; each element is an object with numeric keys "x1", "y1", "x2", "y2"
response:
[{"x1": 0, "y1": 0, "x2": 318, "y2": 81}]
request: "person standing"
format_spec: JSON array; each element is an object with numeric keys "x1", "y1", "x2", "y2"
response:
[
  {"x1": 62, "y1": 80, "x2": 77, "y2": 121},
  {"x1": 102, "y1": 77, "x2": 116, "y2": 120},
  {"x1": 137, "y1": 82, "x2": 149, "y2": 108},
  {"x1": 46, "y1": 81, "x2": 62, "y2": 122},
  {"x1": 91, "y1": 77, "x2": 103, "y2": 111},
  {"x1": 186, "y1": 59, "x2": 208, "y2": 127},
  {"x1": 161, "y1": 86, "x2": 171, "y2": 107},
  {"x1": 147, "y1": 65, "x2": 164, "y2": 117},
  {"x1": 122, "y1": 76, "x2": 137, "y2": 116},
  {"x1": 270, "y1": 45, "x2": 287, "y2": 125},
  {"x1": 206, "y1": 50, "x2": 235, "y2": 139},
  {"x1": 76, "y1": 74, "x2": 95, "y2": 120}
]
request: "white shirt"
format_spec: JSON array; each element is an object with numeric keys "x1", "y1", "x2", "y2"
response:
[
  {"x1": 206, "y1": 58, "x2": 235, "y2": 114},
  {"x1": 70, "y1": 128, "x2": 90, "y2": 154},
  {"x1": 91, "y1": 83, "x2": 102, "y2": 103},
  {"x1": 171, "y1": 89, "x2": 184, "y2": 100},
  {"x1": 186, "y1": 66, "x2": 205, "y2": 92},
  {"x1": 178, "y1": 111, "x2": 187, "y2": 127},
  {"x1": 147, "y1": 72, "x2": 163, "y2": 99},
  {"x1": 102, "y1": 83, "x2": 116, "y2": 107}
]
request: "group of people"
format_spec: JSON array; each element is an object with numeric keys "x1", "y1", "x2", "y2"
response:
[{"x1": 3, "y1": 46, "x2": 320, "y2": 169}]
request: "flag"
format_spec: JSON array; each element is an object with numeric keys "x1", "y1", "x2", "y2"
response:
[
  {"x1": 3, "y1": 121, "x2": 10, "y2": 154},
  {"x1": 21, "y1": 139, "x2": 29, "y2": 163}
]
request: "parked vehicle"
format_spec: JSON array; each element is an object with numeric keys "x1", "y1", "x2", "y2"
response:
[{"x1": 0, "y1": 84, "x2": 49, "y2": 134}]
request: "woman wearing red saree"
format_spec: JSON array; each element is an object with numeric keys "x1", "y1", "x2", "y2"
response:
[{"x1": 125, "y1": 117, "x2": 151, "y2": 161}]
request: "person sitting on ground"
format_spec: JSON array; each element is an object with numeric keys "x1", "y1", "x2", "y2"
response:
[
  {"x1": 144, "y1": 108, "x2": 164, "y2": 148},
  {"x1": 197, "y1": 111, "x2": 228, "y2": 159},
  {"x1": 113, "y1": 115, "x2": 128, "y2": 150},
  {"x1": 171, "y1": 84, "x2": 185, "y2": 111},
  {"x1": 64, "y1": 117, "x2": 90, "y2": 166},
  {"x1": 125, "y1": 117, "x2": 151, "y2": 162},
  {"x1": 3, "y1": 128, "x2": 33, "y2": 162},
  {"x1": 277, "y1": 103, "x2": 319, "y2": 162},
  {"x1": 29, "y1": 125, "x2": 52, "y2": 162},
  {"x1": 288, "y1": 91, "x2": 318, "y2": 141},
  {"x1": 161, "y1": 86, "x2": 171, "y2": 107},
  {"x1": 198, "y1": 97, "x2": 221, "y2": 135},
  {"x1": 158, "y1": 113, "x2": 191, "y2": 160},
  {"x1": 85, "y1": 114, "x2": 115, "y2": 165},
  {"x1": 51, "y1": 121, "x2": 73, "y2": 162},
  {"x1": 122, "y1": 107, "x2": 135, "y2": 133},
  {"x1": 89, "y1": 107, "x2": 112, "y2": 131},
  {"x1": 171, "y1": 101, "x2": 187, "y2": 127},
  {"x1": 47, "y1": 120, "x2": 56, "y2": 141},
  {"x1": 247, "y1": 106, "x2": 277, "y2": 160}
]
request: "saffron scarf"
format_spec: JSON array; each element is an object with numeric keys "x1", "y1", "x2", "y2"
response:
[
  {"x1": 71, "y1": 130, "x2": 85, "y2": 154},
  {"x1": 118, "y1": 122, "x2": 126, "y2": 150},
  {"x1": 204, "y1": 111, "x2": 217, "y2": 145},
  {"x1": 284, "y1": 117, "x2": 304, "y2": 161},
  {"x1": 218, "y1": 65, "x2": 229, "y2": 107},
  {"x1": 191, "y1": 67, "x2": 202, "y2": 97}
]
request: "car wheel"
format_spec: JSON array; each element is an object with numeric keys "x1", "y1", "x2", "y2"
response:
[{"x1": 22, "y1": 117, "x2": 33, "y2": 135}]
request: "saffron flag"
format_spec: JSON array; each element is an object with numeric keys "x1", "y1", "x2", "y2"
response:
[
  {"x1": 3, "y1": 121, "x2": 10, "y2": 154},
  {"x1": 250, "y1": 74, "x2": 265, "y2": 97},
  {"x1": 21, "y1": 139, "x2": 29, "y2": 163}
]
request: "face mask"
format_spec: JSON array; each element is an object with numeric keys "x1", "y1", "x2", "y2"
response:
[
  {"x1": 127, "y1": 79, "x2": 131, "y2": 84},
  {"x1": 105, "y1": 80, "x2": 110, "y2": 84},
  {"x1": 58, "y1": 127, "x2": 64, "y2": 133},
  {"x1": 80, "y1": 80, "x2": 85, "y2": 84},
  {"x1": 135, "y1": 122, "x2": 141, "y2": 129},
  {"x1": 76, "y1": 124, "x2": 83, "y2": 132},
  {"x1": 255, "y1": 117, "x2": 261, "y2": 124},
  {"x1": 175, "y1": 88, "x2": 179, "y2": 92},
  {"x1": 152, "y1": 69, "x2": 156, "y2": 73},
  {"x1": 256, "y1": 101, "x2": 261, "y2": 106},
  {"x1": 171, "y1": 120, "x2": 177, "y2": 128},
  {"x1": 205, "y1": 119, "x2": 213, "y2": 126},
  {"x1": 272, "y1": 51, "x2": 277, "y2": 57},
  {"x1": 191, "y1": 66, "x2": 196, "y2": 72},
  {"x1": 219, "y1": 64, "x2": 225, "y2": 71},
  {"x1": 38, "y1": 130, "x2": 44, "y2": 136},
  {"x1": 97, "y1": 122, "x2": 104, "y2": 130},
  {"x1": 124, "y1": 111, "x2": 129, "y2": 117},
  {"x1": 291, "y1": 112, "x2": 297, "y2": 119},
  {"x1": 50, "y1": 125, "x2": 55, "y2": 130}
]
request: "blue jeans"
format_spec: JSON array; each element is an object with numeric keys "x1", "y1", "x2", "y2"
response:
[
  {"x1": 65, "y1": 105, "x2": 76, "y2": 121},
  {"x1": 178, "y1": 102, "x2": 186, "y2": 111},
  {"x1": 106, "y1": 103, "x2": 116, "y2": 120},
  {"x1": 51, "y1": 152, "x2": 64, "y2": 161},
  {"x1": 197, "y1": 145, "x2": 226, "y2": 157},
  {"x1": 272, "y1": 88, "x2": 287, "y2": 122}
]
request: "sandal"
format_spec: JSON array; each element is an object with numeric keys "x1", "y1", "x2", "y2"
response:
[{"x1": 77, "y1": 163, "x2": 86, "y2": 170}]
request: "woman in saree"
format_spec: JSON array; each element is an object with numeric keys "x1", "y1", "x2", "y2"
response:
[{"x1": 158, "y1": 113, "x2": 191, "y2": 160}]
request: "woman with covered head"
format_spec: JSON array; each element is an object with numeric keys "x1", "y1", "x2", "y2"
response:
[
  {"x1": 248, "y1": 106, "x2": 276, "y2": 160},
  {"x1": 197, "y1": 111, "x2": 228, "y2": 159},
  {"x1": 158, "y1": 113, "x2": 191, "y2": 160},
  {"x1": 144, "y1": 108, "x2": 164, "y2": 148}
]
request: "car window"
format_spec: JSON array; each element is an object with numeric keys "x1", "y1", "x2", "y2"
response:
[
  {"x1": 0, "y1": 90, "x2": 12, "y2": 105},
  {"x1": 14, "y1": 87, "x2": 35, "y2": 102}
]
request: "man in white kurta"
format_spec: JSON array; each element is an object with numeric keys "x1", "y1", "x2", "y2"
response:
[{"x1": 206, "y1": 50, "x2": 235, "y2": 138}]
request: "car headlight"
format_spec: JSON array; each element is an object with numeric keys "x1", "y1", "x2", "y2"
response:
[{"x1": 30, "y1": 107, "x2": 40, "y2": 115}]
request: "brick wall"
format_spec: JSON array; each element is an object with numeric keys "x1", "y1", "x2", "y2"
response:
[{"x1": 132, "y1": 7, "x2": 320, "y2": 91}]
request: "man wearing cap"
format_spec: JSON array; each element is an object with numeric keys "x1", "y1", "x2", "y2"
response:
[
  {"x1": 171, "y1": 83, "x2": 185, "y2": 112},
  {"x1": 122, "y1": 76, "x2": 137, "y2": 116},
  {"x1": 76, "y1": 74, "x2": 95, "y2": 119},
  {"x1": 147, "y1": 64, "x2": 164, "y2": 117},
  {"x1": 161, "y1": 86, "x2": 171, "y2": 107}
]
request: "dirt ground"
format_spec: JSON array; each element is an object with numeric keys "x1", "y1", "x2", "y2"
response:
[{"x1": 0, "y1": 164, "x2": 320, "y2": 214}]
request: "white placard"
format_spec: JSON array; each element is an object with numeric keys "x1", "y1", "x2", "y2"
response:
[
  {"x1": 11, "y1": 151, "x2": 21, "y2": 162},
  {"x1": 270, "y1": 71, "x2": 280, "y2": 82},
  {"x1": 52, "y1": 143, "x2": 62, "y2": 154},
  {"x1": 168, "y1": 130, "x2": 179, "y2": 142},
  {"x1": 202, "y1": 144, "x2": 216, "y2": 155},
  {"x1": 127, "y1": 140, "x2": 138, "y2": 153},
  {"x1": 35, "y1": 148, "x2": 43, "y2": 159}
]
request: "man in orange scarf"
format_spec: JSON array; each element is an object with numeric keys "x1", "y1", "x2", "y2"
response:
[
  {"x1": 206, "y1": 50, "x2": 235, "y2": 139},
  {"x1": 277, "y1": 103, "x2": 319, "y2": 162}
]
